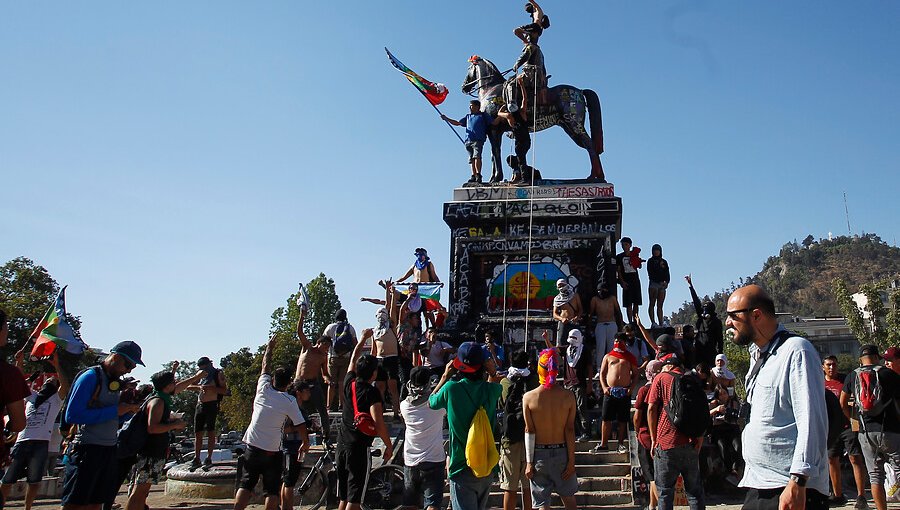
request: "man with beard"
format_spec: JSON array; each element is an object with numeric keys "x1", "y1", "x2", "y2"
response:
[
  {"x1": 726, "y1": 285, "x2": 828, "y2": 510},
  {"x1": 552, "y1": 279, "x2": 583, "y2": 346},
  {"x1": 686, "y1": 275, "x2": 723, "y2": 368},
  {"x1": 293, "y1": 308, "x2": 332, "y2": 442},
  {"x1": 590, "y1": 286, "x2": 624, "y2": 367},
  {"x1": 598, "y1": 334, "x2": 640, "y2": 453}
]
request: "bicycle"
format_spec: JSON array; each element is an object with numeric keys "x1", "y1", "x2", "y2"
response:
[{"x1": 295, "y1": 431, "x2": 406, "y2": 510}]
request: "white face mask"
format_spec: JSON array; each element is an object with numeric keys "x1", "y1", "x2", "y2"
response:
[{"x1": 568, "y1": 336, "x2": 583, "y2": 348}]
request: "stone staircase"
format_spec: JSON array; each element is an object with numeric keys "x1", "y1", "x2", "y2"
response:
[{"x1": 482, "y1": 440, "x2": 639, "y2": 510}]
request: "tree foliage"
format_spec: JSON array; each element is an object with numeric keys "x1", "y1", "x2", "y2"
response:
[
  {"x1": 0, "y1": 257, "x2": 87, "y2": 378},
  {"x1": 832, "y1": 277, "x2": 900, "y2": 349},
  {"x1": 220, "y1": 273, "x2": 342, "y2": 431}
]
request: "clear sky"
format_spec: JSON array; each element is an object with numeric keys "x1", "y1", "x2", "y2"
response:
[{"x1": 2, "y1": 1, "x2": 898, "y2": 382}]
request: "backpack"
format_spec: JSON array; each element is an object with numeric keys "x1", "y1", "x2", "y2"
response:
[
  {"x1": 461, "y1": 385, "x2": 499, "y2": 478},
  {"x1": 116, "y1": 396, "x2": 156, "y2": 459},
  {"x1": 501, "y1": 376, "x2": 528, "y2": 443},
  {"x1": 333, "y1": 321, "x2": 355, "y2": 357},
  {"x1": 663, "y1": 372, "x2": 711, "y2": 438},
  {"x1": 854, "y1": 365, "x2": 897, "y2": 418}
]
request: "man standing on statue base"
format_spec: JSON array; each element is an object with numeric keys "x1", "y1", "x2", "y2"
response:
[{"x1": 441, "y1": 101, "x2": 496, "y2": 184}]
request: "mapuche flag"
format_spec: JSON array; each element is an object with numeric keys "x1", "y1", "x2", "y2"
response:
[
  {"x1": 30, "y1": 286, "x2": 88, "y2": 360},
  {"x1": 385, "y1": 48, "x2": 448, "y2": 106}
]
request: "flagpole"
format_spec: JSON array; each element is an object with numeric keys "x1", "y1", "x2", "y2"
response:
[{"x1": 421, "y1": 92, "x2": 465, "y2": 146}]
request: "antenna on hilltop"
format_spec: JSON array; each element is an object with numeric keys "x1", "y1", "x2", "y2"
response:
[{"x1": 843, "y1": 191, "x2": 852, "y2": 236}]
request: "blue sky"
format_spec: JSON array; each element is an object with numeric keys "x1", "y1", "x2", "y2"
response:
[{"x1": 2, "y1": 1, "x2": 898, "y2": 382}]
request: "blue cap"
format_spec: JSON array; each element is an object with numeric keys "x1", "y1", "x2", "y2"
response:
[{"x1": 453, "y1": 341, "x2": 484, "y2": 373}]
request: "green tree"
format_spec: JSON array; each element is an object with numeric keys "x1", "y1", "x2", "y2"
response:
[
  {"x1": 220, "y1": 273, "x2": 342, "y2": 431},
  {"x1": 832, "y1": 277, "x2": 900, "y2": 349}
]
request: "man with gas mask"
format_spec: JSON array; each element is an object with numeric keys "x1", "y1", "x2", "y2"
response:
[
  {"x1": 726, "y1": 285, "x2": 828, "y2": 510},
  {"x1": 686, "y1": 275, "x2": 723, "y2": 368}
]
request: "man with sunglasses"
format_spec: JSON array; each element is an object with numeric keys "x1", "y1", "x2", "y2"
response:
[
  {"x1": 62, "y1": 341, "x2": 144, "y2": 510},
  {"x1": 725, "y1": 286, "x2": 829, "y2": 510}
]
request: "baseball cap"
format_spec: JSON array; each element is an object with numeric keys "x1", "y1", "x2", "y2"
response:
[
  {"x1": 452, "y1": 341, "x2": 484, "y2": 373},
  {"x1": 111, "y1": 341, "x2": 145, "y2": 367},
  {"x1": 884, "y1": 347, "x2": 900, "y2": 361},
  {"x1": 197, "y1": 356, "x2": 212, "y2": 367},
  {"x1": 860, "y1": 344, "x2": 880, "y2": 358}
]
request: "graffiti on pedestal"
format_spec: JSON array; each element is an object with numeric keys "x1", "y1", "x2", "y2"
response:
[
  {"x1": 486, "y1": 258, "x2": 579, "y2": 313},
  {"x1": 452, "y1": 221, "x2": 616, "y2": 240},
  {"x1": 454, "y1": 183, "x2": 615, "y2": 202},
  {"x1": 445, "y1": 199, "x2": 619, "y2": 221}
]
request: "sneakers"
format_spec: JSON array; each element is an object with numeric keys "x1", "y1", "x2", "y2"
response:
[
  {"x1": 189, "y1": 458, "x2": 202, "y2": 471},
  {"x1": 828, "y1": 495, "x2": 847, "y2": 507},
  {"x1": 576, "y1": 434, "x2": 591, "y2": 442},
  {"x1": 617, "y1": 443, "x2": 628, "y2": 454},
  {"x1": 203, "y1": 457, "x2": 213, "y2": 470},
  {"x1": 593, "y1": 444, "x2": 609, "y2": 453},
  {"x1": 854, "y1": 496, "x2": 869, "y2": 509}
]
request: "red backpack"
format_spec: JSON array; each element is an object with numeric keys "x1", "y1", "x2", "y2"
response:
[{"x1": 854, "y1": 365, "x2": 897, "y2": 419}]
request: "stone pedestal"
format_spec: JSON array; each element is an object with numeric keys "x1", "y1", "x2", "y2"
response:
[{"x1": 443, "y1": 179, "x2": 622, "y2": 346}]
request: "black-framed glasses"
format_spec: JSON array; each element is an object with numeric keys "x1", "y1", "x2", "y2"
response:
[{"x1": 725, "y1": 308, "x2": 754, "y2": 320}]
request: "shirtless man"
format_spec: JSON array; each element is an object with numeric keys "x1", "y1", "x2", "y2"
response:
[
  {"x1": 523, "y1": 348, "x2": 577, "y2": 510},
  {"x1": 371, "y1": 307, "x2": 401, "y2": 420},
  {"x1": 553, "y1": 279, "x2": 583, "y2": 346},
  {"x1": 397, "y1": 248, "x2": 440, "y2": 283},
  {"x1": 599, "y1": 335, "x2": 640, "y2": 452},
  {"x1": 590, "y1": 286, "x2": 624, "y2": 367},
  {"x1": 189, "y1": 356, "x2": 228, "y2": 470},
  {"x1": 294, "y1": 309, "x2": 332, "y2": 442}
]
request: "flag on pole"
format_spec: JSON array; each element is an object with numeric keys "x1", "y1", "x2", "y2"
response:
[
  {"x1": 385, "y1": 48, "x2": 449, "y2": 106},
  {"x1": 30, "y1": 286, "x2": 87, "y2": 360}
]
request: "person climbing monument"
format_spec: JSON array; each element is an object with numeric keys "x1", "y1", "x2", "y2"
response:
[
  {"x1": 496, "y1": 103, "x2": 532, "y2": 184},
  {"x1": 398, "y1": 248, "x2": 440, "y2": 283},
  {"x1": 552, "y1": 279, "x2": 583, "y2": 346},
  {"x1": 441, "y1": 101, "x2": 497, "y2": 184},
  {"x1": 512, "y1": 2, "x2": 550, "y2": 122}
]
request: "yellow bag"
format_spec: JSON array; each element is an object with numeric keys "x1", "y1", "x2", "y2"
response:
[{"x1": 465, "y1": 405, "x2": 499, "y2": 478}]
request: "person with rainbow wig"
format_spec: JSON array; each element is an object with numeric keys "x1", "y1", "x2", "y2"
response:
[{"x1": 522, "y1": 345, "x2": 579, "y2": 510}]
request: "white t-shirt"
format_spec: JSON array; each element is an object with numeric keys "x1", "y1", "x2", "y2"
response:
[
  {"x1": 243, "y1": 374, "x2": 305, "y2": 452},
  {"x1": 424, "y1": 341, "x2": 453, "y2": 368},
  {"x1": 324, "y1": 321, "x2": 357, "y2": 357},
  {"x1": 17, "y1": 392, "x2": 63, "y2": 443},
  {"x1": 399, "y1": 399, "x2": 446, "y2": 466}
]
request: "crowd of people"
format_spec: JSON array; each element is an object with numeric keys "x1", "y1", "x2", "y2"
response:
[{"x1": 1, "y1": 238, "x2": 900, "y2": 510}]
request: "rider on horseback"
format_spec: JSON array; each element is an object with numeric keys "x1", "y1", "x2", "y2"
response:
[{"x1": 513, "y1": 1, "x2": 550, "y2": 121}]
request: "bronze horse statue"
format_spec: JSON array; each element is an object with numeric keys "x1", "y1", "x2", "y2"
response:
[{"x1": 462, "y1": 56, "x2": 605, "y2": 182}]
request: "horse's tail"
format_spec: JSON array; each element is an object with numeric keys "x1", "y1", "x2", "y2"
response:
[{"x1": 583, "y1": 89, "x2": 604, "y2": 155}]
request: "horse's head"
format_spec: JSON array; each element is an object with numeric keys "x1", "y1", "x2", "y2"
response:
[{"x1": 462, "y1": 55, "x2": 504, "y2": 96}]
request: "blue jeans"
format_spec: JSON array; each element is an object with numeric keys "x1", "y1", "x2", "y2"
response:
[
  {"x1": 653, "y1": 444, "x2": 705, "y2": 510},
  {"x1": 449, "y1": 467, "x2": 495, "y2": 510}
]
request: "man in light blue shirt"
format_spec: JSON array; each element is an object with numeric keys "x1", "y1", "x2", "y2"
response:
[{"x1": 725, "y1": 285, "x2": 828, "y2": 510}]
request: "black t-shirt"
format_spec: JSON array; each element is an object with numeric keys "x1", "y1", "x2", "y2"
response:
[
  {"x1": 340, "y1": 371, "x2": 384, "y2": 447},
  {"x1": 647, "y1": 257, "x2": 670, "y2": 284},
  {"x1": 843, "y1": 365, "x2": 900, "y2": 433}
]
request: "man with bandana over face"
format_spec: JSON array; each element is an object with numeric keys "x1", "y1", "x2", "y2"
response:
[
  {"x1": 552, "y1": 279, "x2": 583, "y2": 346},
  {"x1": 726, "y1": 285, "x2": 829, "y2": 510},
  {"x1": 522, "y1": 348, "x2": 578, "y2": 510},
  {"x1": 598, "y1": 333, "x2": 640, "y2": 453},
  {"x1": 685, "y1": 275, "x2": 723, "y2": 368},
  {"x1": 398, "y1": 248, "x2": 440, "y2": 284}
]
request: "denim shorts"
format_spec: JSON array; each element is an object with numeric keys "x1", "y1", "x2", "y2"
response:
[
  {"x1": 403, "y1": 461, "x2": 446, "y2": 508},
  {"x1": 2, "y1": 440, "x2": 49, "y2": 484},
  {"x1": 530, "y1": 445, "x2": 577, "y2": 508}
]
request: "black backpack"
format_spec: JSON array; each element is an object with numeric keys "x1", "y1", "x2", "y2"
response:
[
  {"x1": 116, "y1": 395, "x2": 156, "y2": 459},
  {"x1": 333, "y1": 321, "x2": 355, "y2": 357},
  {"x1": 501, "y1": 376, "x2": 528, "y2": 443},
  {"x1": 664, "y1": 372, "x2": 711, "y2": 438}
]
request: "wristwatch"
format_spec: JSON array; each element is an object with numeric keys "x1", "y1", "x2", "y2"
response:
[{"x1": 789, "y1": 474, "x2": 808, "y2": 487}]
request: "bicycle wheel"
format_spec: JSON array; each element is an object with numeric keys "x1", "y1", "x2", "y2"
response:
[
  {"x1": 361, "y1": 464, "x2": 405, "y2": 510},
  {"x1": 296, "y1": 466, "x2": 328, "y2": 509}
]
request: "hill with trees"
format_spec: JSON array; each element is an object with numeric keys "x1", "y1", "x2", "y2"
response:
[{"x1": 671, "y1": 234, "x2": 900, "y2": 325}]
